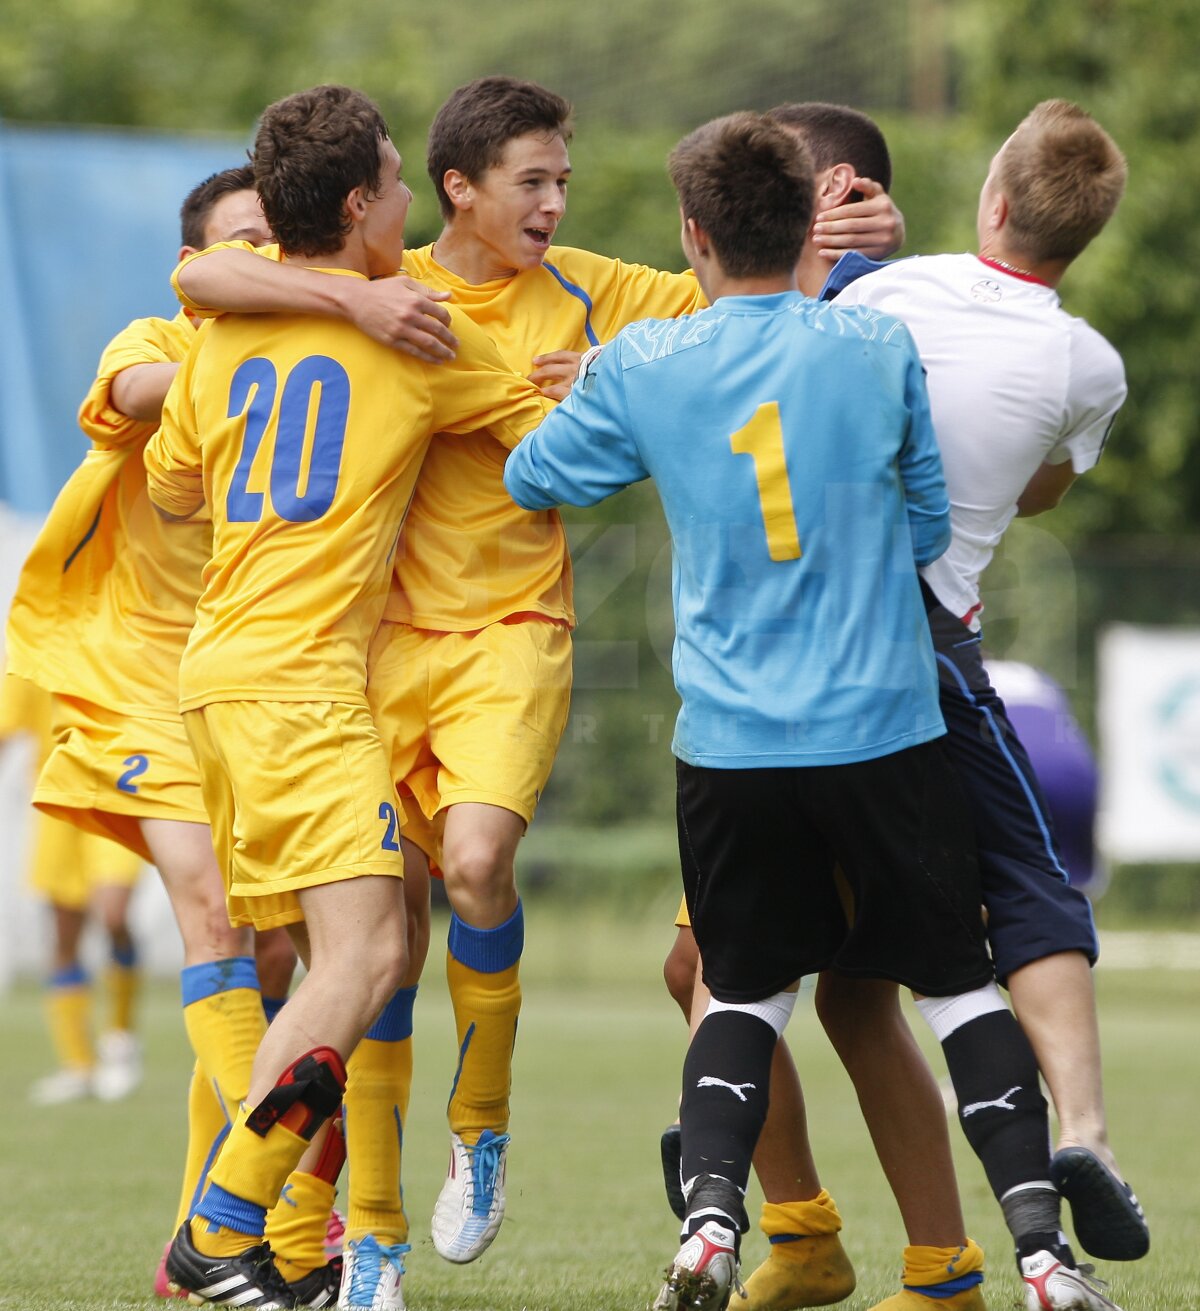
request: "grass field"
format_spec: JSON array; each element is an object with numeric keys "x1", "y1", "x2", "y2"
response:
[{"x1": 1, "y1": 905, "x2": 1197, "y2": 1310}]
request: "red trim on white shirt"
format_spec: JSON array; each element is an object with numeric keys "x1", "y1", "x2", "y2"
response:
[{"x1": 976, "y1": 256, "x2": 1051, "y2": 288}]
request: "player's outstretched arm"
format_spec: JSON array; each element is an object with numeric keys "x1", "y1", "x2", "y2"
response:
[
  {"x1": 174, "y1": 246, "x2": 459, "y2": 363},
  {"x1": 505, "y1": 345, "x2": 647, "y2": 511},
  {"x1": 812, "y1": 177, "x2": 906, "y2": 261}
]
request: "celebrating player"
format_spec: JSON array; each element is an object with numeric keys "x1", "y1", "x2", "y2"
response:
[
  {"x1": 170, "y1": 77, "x2": 906, "y2": 1306},
  {"x1": 505, "y1": 110, "x2": 993, "y2": 1311},
  {"x1": 0, "y1": 165, "x2": 352, "y2": 1302},
  {"x1": 151, "y1": 83, "x2": 554, "y2": 1311},
  {"x1": 832, "y1": 99, "x2": 1138, "y2": 1311}
]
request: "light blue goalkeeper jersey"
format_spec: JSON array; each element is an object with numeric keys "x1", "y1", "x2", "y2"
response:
[{"x1": 504, "y1": 291, "x2": 950, "y2": 768}]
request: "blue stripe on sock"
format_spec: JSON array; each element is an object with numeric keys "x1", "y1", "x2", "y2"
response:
[
  {"x1": 194, "y1": 1183, "x2": 266, "y2": 1237},
  {"x1": 50, "y1": 964, "x2": 89, "y2": 989},
  {"x1": 768, "y1": 1233, "x2": 804, "y2": 1244},
  {"x1": 447, "y1": 1022, "x2": 476, "y2": 1108},
  {"x1": 180, "y1": 957, "x2": 259, "y2": 1007},
  {"x1": 905, "y1": 1272, "x2": 984, "y2": 1298},
  {"x1": 366, "y1": 985, "x2": 417, "y2": 1042},
  {"x1": 261, "y1": 995, "x2": 287, "y2": 1025},
  {"x1": 111, "y1": 943, "x2": 137, "y2": 969},
  {"x1": 189, "y1": 1112, "x2": 231, "y2": 1218},
  {"x1": 448, "y1": 903, "x2": 524, "y2": 974}
]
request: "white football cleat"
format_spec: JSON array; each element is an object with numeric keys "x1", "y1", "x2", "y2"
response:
[
  {"x1": 653, "y1": 1220, "x2": 742, "y2": 1311},
  {"x1": 29, "y1": 1067, "x2": 92, "y2": 1106},
  {"x1": 1021, "y1": 1250, "x2": 1123, "y2": 1311},
  {"x1": 93, "y1": 1030, "x2": 142, "y2": 1101},
  {"x1": 431, "y1": 1129, "x2": 510, "y2": 1263},
  {"x1": 338, "y1": 1236, "x2": 409, "y2": 1311}
]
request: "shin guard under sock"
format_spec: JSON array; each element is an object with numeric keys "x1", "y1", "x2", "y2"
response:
[
  {"x1": 446, "y1": 908, "x2": 522, "y2": 1140},
  {"x1": 680, "y1": 1009, "x2": 776, "y2": 1232},
  {"x1": 345, "y1": 986, "x2": 416, "y2": 1244}
]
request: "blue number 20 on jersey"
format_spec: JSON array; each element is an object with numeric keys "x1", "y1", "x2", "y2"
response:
[{"x1": 226, "y1": 356, "x2": 351, "y2": 523}]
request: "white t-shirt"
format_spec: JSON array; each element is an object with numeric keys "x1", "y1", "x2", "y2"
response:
[{"x1": 836, "y1": 253, "x2": 1125, "y2": 626}]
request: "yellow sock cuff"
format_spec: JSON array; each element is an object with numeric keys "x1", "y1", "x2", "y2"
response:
[
  {"x1": 208, "y1": 1106, "x2": 309, "y2": 1213},
  {"x1": 760, "y1": 1191, "x2": 843, "y2": 1239},
  {"x1": 268, "y1": 1171, "x2": 337, "y2": 1277},
  {"x1": 901, "y1": 1237, "x2": 985, "y2": 1289}
]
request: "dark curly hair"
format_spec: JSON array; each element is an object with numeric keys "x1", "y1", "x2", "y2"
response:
[{"x1": 254, "y1": 85, "x2": 390, "y2": 256}]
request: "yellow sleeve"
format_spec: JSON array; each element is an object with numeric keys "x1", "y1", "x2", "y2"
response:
[
  {"x1": 77, "y1": 312, "x2": 195, "y2": 450},
  {"x1": 144, "y1": 348, "x2": 205, "y2": 520},
  {"x1": 172, "y1": 241, "x2": 285, "y2": 315},
  {"x1": 428, "y1": 310, "x2": 553, "y2": 450}
]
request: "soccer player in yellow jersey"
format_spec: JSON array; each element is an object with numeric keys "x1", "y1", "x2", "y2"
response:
[
  {"x1": 3, "y1": 165, "x2": 355, "y2": 1305},
  {"x1": 173, "y1": 76, "x2": 907, "y2": 1292},
  {"x1": 0, "y1": 671, "x2": 145, "y2": 1105},
  {"x1": 152, "y1": 84, "x2": 553, "y2": 1311}
]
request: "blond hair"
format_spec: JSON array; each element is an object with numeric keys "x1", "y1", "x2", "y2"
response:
[{"x1": 997, "y1": 100, "x2": 1126, "y2": 263}]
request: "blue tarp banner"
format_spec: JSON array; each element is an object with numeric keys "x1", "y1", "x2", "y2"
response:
[{"x1": 0, "y1": 120, "x2": 248, "y2": 513}]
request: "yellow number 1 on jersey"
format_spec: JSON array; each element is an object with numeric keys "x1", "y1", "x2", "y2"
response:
[{"x1": 730, "y1": 402, "x2": 802, "y2": 561}]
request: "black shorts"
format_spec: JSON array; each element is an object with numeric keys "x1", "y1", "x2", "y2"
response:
[
  {"x1": 923, "y1": 584, "x2": 1099, "y2": 982},
  {"x1": 676, "y1": 740, "x2": 993, "y2": 1003}
]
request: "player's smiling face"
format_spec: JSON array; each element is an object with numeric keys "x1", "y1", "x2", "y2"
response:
[{"x1": 460, "y1": 130, "x2": 571, "y2": 276}]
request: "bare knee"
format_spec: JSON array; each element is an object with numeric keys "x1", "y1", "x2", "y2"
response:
[{"x1": 816, "y1": 974, "x2": 904, "y2": 1058}]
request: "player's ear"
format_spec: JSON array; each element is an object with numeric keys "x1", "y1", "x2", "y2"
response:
[
  {"x1": 345, "y1": 183, "x2": 370, "y2": 223},
  {"x1": 981, "y1": 188, "x2": 1008, "y2": 238},
  {"x1": 819, "y1": 162, "x2": 858, "y2": 209},
  {"x1": 443, "y1": 169, "x2": 473, "y2": 214},
  {"x1": 682, "y1": 215, "x2": 710, "y2": 260}
]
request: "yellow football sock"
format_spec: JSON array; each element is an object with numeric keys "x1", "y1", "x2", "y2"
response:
[
  {"x1": 189, "y1": 1217, "x2": 263, "y2": 1260},
  {"x1": 105, "y1": 953, "x2": 139, "y2": 1033},
  {"x1": 869, "y1": 1239, "x2": 986, "y2": 1311},
  {"x1": 344, "y1": 998, "x2": 415, "y2": 1244},
  {"x1": 190, "y1": 1107, "x2": 310, "y2": 1259},
  {"x1": 173, "y1": 1061, "x2": 231, "y2": 1233},
  {"x1": 180, "y1": 959, "x2": 266, "y2": 1122},
  {"x1": 446, "y1": 908, "x2": 523, "y2": 1141},
  {"x1": 743, "y1": 1194, "x2": 857, "y2": 1310},
  {"x1": 46, "y1": 972, "x2": 94, "y2": 1072},
  {"x1": 269, "y1": 1171, "x2": 337, "y2": 1281}
]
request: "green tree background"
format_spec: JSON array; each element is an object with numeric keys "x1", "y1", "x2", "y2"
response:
[{"x1": 4, "y1": 0, "x2": 1197, "y2": 909}]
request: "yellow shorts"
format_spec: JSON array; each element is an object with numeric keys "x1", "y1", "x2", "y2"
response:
[
  {"x1": 367, "y1": 619, "x2": 573, "y2": 862},
  {"x1": 28, "y1": 812, "x2": 144, "y2": 909},
  {"x1": 183, "y1": 700, "x2": 405, "y2": 931},
  {"x1": 675, "y1": 894, "x2": 691, "y2": 929},
  {"x1": 33, "y1": 696, "x2": 207, "y2": 863}
]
